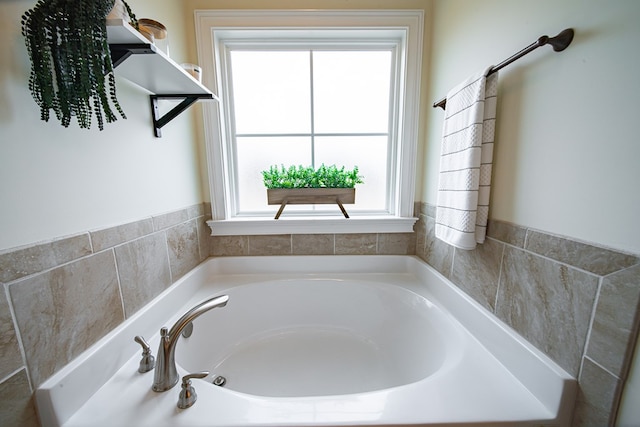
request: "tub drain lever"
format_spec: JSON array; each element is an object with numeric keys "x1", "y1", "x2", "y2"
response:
[
  {"x1": 178, "y1": 371, "x2": 209, "y2": 409},
  {"x1": 134, "y1": 336, "x2": 155, "y2": 373}
]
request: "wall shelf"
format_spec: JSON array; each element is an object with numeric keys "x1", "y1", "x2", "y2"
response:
[{"x1": 106, "y1": 19, "x2": 217, "y2": 137}]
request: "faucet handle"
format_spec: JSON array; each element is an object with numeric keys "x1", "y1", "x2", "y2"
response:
[
  {"x1": 134, "y1": 335, "x2": 155, "y2": 373},
  {"x1": 177, "y1": 371, "x2": 209, "y2": 409}
]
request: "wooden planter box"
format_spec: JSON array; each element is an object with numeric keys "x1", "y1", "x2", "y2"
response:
[{"x1": 267, "y1": 188, "x2": 356, "y2": 219}]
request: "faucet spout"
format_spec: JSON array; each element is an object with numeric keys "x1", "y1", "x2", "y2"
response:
[{"x1": 152, "y1": 294, "x2": 229, "y2": 392}]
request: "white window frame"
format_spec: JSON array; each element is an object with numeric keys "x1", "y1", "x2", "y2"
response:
[{"x1": 195, "y1": 10, "x2": 423, "y2": 235}]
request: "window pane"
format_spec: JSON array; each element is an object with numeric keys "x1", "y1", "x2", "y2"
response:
[
  {"x1": 230, "y1": 51, "x2": 311, "y2": 134},
  {"x1": 236, "y1": 137, "x2": 311, "y2": 213},
  {"x1": 314, "y1": 136, "x2": 388, "y2": 211},
  {"x1": 230, "y1": 49, "x2": 393, "y2": 215},
  {"x1": 313, "y1": 51, "x2": 392, "y2": 134}
]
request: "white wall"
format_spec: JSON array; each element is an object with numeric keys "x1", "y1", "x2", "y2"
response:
[
  {"x1": 423, "y1": 0, "x2": 640, "y2": 255},
  {"x1": 0, "y1": 0, "x2": 203, "y2": 251}
]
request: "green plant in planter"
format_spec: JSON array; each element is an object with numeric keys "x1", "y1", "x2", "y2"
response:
[
  {"x1": 21, "y1": 0, "x2": 127, "y2": 130},
  {"x1": 262, "y1": 164, "x2": 364, "y2": 189}
]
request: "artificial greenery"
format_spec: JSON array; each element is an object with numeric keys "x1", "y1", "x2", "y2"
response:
[
  {"x1": 121, "y1": 0, "x2": 138, "y2": 30},
  {"x1": 262, "y1": 164, "x2": 364, "y2": 189},
  {"x1": 21, "y1": 0, "x2": 126, "y2": 131}
]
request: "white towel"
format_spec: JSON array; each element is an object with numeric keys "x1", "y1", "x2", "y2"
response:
[{"x1": 435, "y1": 67, "x2": 498, "y2": 250}]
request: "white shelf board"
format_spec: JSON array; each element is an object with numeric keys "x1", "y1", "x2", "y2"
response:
[{"x1": 106, "y1": 19, "x2": 216, "y2": 97}]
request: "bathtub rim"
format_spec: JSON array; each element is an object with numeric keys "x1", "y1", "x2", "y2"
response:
[{"x1": 35, "y1": 255, "x2": 577, "y2": 427}]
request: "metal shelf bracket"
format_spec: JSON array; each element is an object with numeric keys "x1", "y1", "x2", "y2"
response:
[
  {"x1": 109, "y1": 43, "x2": 156, "y2": 68},
  {"x1": 149, "y1": 94, "x2": 214, "y2": 138},
  {"x1": 108, "y1": 42, "x2": 216, "y2": 138}
]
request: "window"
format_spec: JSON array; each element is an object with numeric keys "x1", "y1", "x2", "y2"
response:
[
  {"x1": 195, "y1": 10, "x2": 423, "y2": 235},
  {"x1": 232, "y1": 49, "x2": 392, "y2": 214}
]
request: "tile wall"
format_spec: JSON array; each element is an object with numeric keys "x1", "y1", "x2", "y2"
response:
[
  {"x1": 2, "y1": 201, "x2": 638, "y2": 427},
  {"x1": 415, "y1": 203, "x2": 640, "y2": 427},
  {"x1": 210, "y1": 232, "x2": 416, "y2": 256},
  {"x1": 0, "y1": 204, "x2": 210, "y2": 426}
]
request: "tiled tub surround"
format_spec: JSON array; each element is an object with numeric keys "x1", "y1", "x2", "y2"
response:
[
  {"x1": 0, "y1": 204, "x2": 210, "y2": 427},
  {"x1": 415, "y1": 203, "x2": 640, "y2": 427},
  {"x1": 36, "y1": 255, "x2": 575, "y2": 427},
  {"x1": 2, "y1": 200, "x2": 637, "y2": 427}
]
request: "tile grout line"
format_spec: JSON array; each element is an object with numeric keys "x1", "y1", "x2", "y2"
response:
[
  {"x1": 3, "y1": 282, "x2": 33, "y2": 391},
  {"x1": 490, "y1": 237, "x2": 604, "y2": 280},
  {"x1": 583, "y1": 354, "x2": 622, "y2": 381},
  {"x1": 493, "y1": 241, "x2": 506, "y2": 314},
  {"x1": 110, "y1": 248, "x2": 127, "y2": 320},
  {"x1": 0, "y1": 367, "x2": 27, "y2": 389},
  {"x1": 163, "y1": 229, "x2": 174, "y2": 285},
  {"x1": 87, "y1": 231, "x2": 95, "y2": 254},
  {"x1": 578, "y1": 275, "x2": 604, "y2": 381}
]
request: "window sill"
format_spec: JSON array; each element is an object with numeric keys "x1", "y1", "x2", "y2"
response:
[{"x1": 207, "y1": 216, "x2": 418, "y2": 236}]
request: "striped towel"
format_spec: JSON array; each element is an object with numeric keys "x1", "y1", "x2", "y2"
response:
[{"x1": 435, "y1": 67, "x2": 498, "y2": 250}]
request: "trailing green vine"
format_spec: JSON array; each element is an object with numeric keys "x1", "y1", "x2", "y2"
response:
[
  {"x1": 121, "y1": 0, "x2": 138, "y2": 30},
  {"x1": 21, "y1": 0, "x2": 127, "y2": 131}
]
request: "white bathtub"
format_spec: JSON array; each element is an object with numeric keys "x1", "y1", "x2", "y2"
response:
[
  {"x1": 177, "y1": 278, "x2": 462, "y2": 398},
  {"x1": 36, "y1": 256, "x2": 576, "y2": 427}
]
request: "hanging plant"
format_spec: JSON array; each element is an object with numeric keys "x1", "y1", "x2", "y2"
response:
[
  {"x1": 121, "y1": 0, "x2": 139, "y2": 30},
  {"x1": 21, "y1": 0, "x2": 126, "y2": 131}
]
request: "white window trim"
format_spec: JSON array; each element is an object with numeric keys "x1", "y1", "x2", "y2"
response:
[{"x1": 195, "y1": 10, "x2": 423, "y2": 235}]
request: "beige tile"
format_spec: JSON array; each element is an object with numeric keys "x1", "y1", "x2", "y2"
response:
[
  {"x1": 487, "y1": 220, "x2": 526, "y2": 248},
  {"x1": 0, "y1": 234, "x2": 92, "y2": 283},
  {"x1": 9, "y1": 251, "x2": 124, "y2": 386},
  {"x1": 211, "y1": 235, "x2": 249, "y2": 257},
  {"x1": 414, "y1": 214, "x2": 427, "y2": 260},
  {"x1": 186, "y1": 203, "x2": 205, "y2": 219},
  {"x1": 422, "y1": 216, "x2": 454, "y2": 278},
  {"x1": 292, "y1": 234, "x2": 334, "y2": 255},
  {"x1": 421, "y1": 202, "x2": 436, "y2": 218},
  {"x1": 90, "y1": 218, "x2": 153, "y2": 252},
  {"x1": 196, "y1": 216, "x2": 211, "y2": 262},
  {"x1": 378, "y1": 233, "x2": 416, "y2": 255},
  {"x1": 451, "y1": 238, "x2": 504, "y2": 312},
  {"x1": 525, "y1": 230, "x2": 638, "y2": 276},
  {"x1": 586, "y1": 264, "x2": 640, "y2": 377},
  {"x1": 496, "y1": 247, "x2": 599, "y2": 376},
  {"x1": 413, "y1": 201, "x2": 421, "y2": 217},
  {"x1": 335, "y1": 234, "x2": 377, "y2": 255},
  {"x1": 248, "y1": 235, "x2": 291, "y2": 256},
  {"x1": 0, "y1": 369, "x2": 39, "y2": 427},
  {"x1": 114, "y1": 233, "x2": 172, "y2": 318},
  {"x1": 203, "y1": 202, "x2": 212, "y2": 219},
  {"x1": 0, "y1": 288, "x2": 23, "y2": 380},
  {"x1": 572, "y1": 358, "x2": 619, "y2": 427},
  {"x1": 166, "y1": 220, "x2": 201, "y2": 281},
  {"x1": 152, "y1": 208, "x2": 189, "y2": 231}
]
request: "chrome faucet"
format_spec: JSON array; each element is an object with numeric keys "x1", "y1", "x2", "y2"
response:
[{"x1": 152, "y1": 294, "x2": 229, "y2": 392}]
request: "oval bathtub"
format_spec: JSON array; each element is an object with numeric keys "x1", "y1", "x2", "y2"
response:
[
  {"x1": 177, "y1": 279, "x2": 463, "y2": 398},
  {"x1": 36, "y1": 255, "x2": 576, "y2": 427}
]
